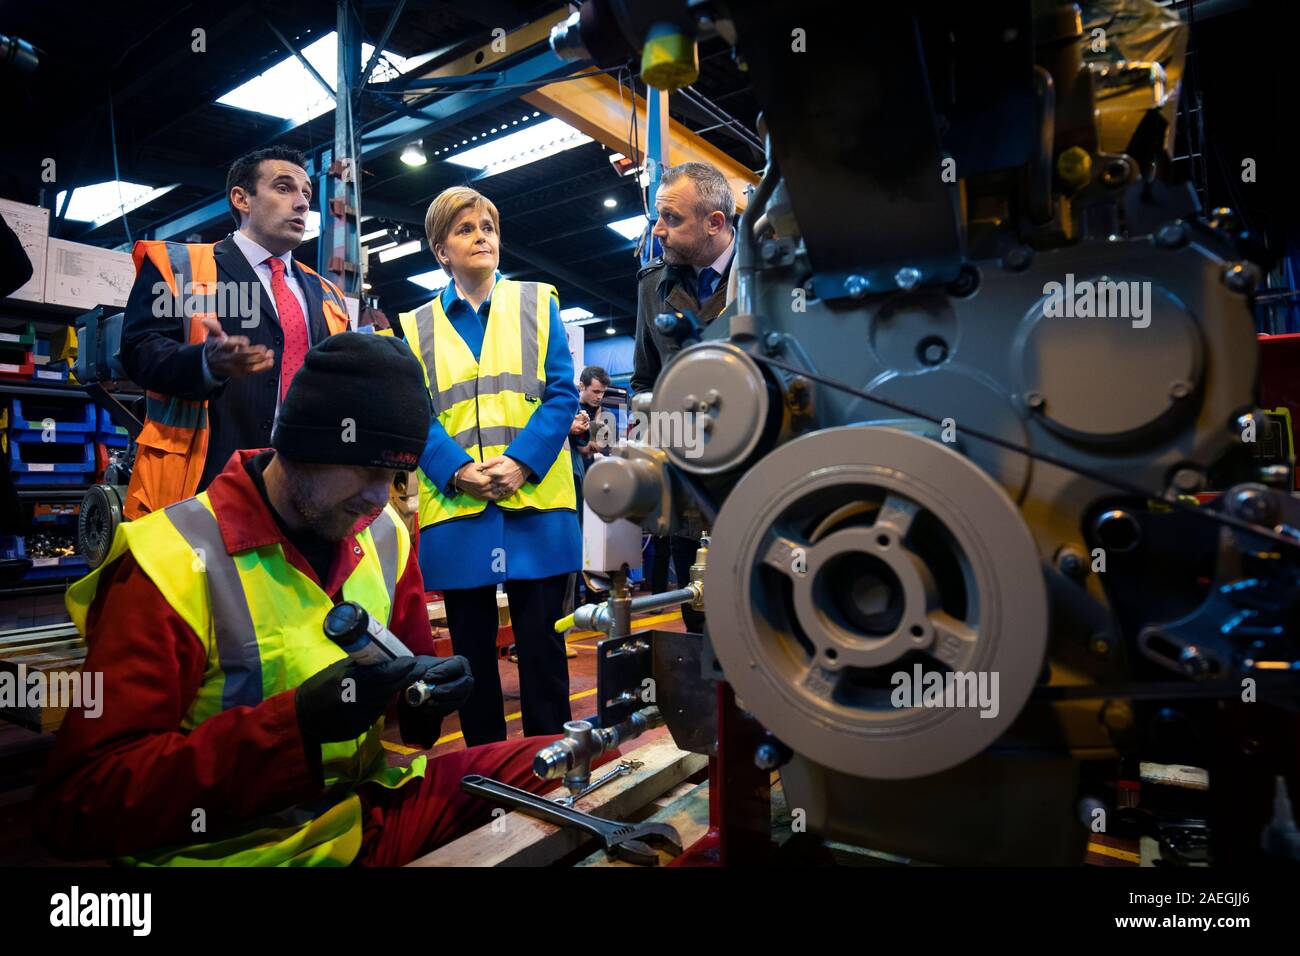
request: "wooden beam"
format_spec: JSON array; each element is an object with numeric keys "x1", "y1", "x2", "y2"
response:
[
  {"x1": 408, "y1": 736, "x2": 707, "y2": 867},
  {"x1": 522, "y1": 72, "x2": 759, "y2": 211}
]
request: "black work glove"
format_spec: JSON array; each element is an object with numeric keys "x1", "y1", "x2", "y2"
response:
[
  {"x1": 295, "y1": 656, "x2": 426, "y2": 744},
  {"x1": 397, "y1": 655, "x2": 475, "y2": 749}
]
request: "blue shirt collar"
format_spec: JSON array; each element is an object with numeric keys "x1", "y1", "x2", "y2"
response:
[{"x1": 441, "y1": 271, "x2": 502, "y2": 317}]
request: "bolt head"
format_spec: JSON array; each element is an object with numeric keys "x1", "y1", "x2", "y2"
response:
[
  {"x1": 1025, "y1": 390, "x2": 1045, "y2": 410},
  {"x1": 763, "y1": 331, "x2": 783, "y2": 354},
  {"x1": 1169, "y1": 381, "x2": 1191, "y2": 400},
  {"x1": 1091, "y1": 637, "x2": 1111, "y2": 656},
  {"x1": 761, "y1": 240, "x2": 780, "y2": 263},
  {"x1": 682, "y1": 393, "x2": 697, "y2": 411},
  {"x1": 1001, "y1": 246, "x2": 1032, "y2": 271},
  {"x1": 894, "y1": 266, "x2": 922, "y2": 290},
  {"x1": 845, "y1": 274, "x2": 869, "y2": 298},
  {"x1": 1222, "y1": 261, "x2": 1261, "y2": 293},
  {"x1": 1232, "y1": 488, "x2": 1276, "y2": 525},
  {"x1": 1154, "y1": 221, "x2": 1188, "y2": 249},
  {"x1": 754, "y1": 743, "x2": 779, "y2": 769}
]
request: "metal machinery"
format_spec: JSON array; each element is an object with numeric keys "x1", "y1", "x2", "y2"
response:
[{"x1": 544, "y1": 0, "x2": 1300, "y2": 864}]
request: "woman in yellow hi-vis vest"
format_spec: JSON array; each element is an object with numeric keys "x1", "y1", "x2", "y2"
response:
[{"x1": 398, "y1": 187, "x2": 580, "y2": 745}]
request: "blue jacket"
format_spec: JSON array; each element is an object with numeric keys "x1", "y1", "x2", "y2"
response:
[{"x1": 414, "y1": 274, "x2": 581, "y2": 590}]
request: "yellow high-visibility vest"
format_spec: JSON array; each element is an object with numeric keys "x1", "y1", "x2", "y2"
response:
[
  {"x1": 64, "y1": 495, "x2": 423, "y2": 866},
  {"x1": 398, "y1": 278, "x2": 576, "y2": 530}
]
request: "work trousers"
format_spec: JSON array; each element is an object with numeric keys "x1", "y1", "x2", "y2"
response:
[
  {"x1": 443, "y1": 574, "x2": 572, "y2": 746},
  {"x1": 650, "y1": 534, "x2": 705, "y2": 633},
  {"x1": 355, "y1": 734, "x2": 619, "y2": 866}
]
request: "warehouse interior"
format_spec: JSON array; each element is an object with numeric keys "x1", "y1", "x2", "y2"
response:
[{"x1": 0, "y1": 0, "x2": 1298, "y2": 882}]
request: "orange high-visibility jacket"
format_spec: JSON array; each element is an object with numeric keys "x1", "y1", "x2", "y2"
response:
[{"x1": 123, "y1": 241, "x2": 350, "y2": 519}]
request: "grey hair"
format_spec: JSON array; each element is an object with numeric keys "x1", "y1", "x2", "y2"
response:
[{"x1": 660, "y1": 162, "x2": 735, "y2": 222}]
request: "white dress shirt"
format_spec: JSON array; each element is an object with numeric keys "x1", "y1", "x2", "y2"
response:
[
  {"x1": 202, "y1": 231, "x2": 311, "y2": 391},
  {"x1": 231, "y1": 229, "x2": 308, "y2": 321},
  {"x1": 693, "y1": 232, "x2": 736, "y2": 282}
]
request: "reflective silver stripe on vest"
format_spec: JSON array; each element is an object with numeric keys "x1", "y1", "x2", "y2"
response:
[
  {"x1": 164, "y1": 498, "x2": 263, "y2": 711},
  {"x1": 433, "y1": 371, "x2": 540, "y2": 414},
  {"x1": 517, "y1": 282, "x2": 543, "y2": 400},
  {"x1": 450, "y1": 424, "x2": 522, "y2": 450},
  {"x1": 367, "y1": 509, "x2": 400, "y2": 606},
  {"x1": 413, "y1": 301, "x2": 438, "y2": 396}
]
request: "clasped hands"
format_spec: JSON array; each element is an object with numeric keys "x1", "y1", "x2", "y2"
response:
[{"x1": 455, "y1": 455, "x2": 527, "y2": 501}]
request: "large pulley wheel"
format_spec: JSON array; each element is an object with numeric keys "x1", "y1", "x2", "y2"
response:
[
  {"x1": 78, "y1": 484, "x2": 126, "y2": 569},
  {"x1": 705, "y1": 426, "x2": 1048, "y2": 780}
]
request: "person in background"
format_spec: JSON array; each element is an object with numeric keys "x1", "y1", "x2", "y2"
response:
[
  {"x1": 570, "y1": 365, "x2": 610, "y2": 607},
  {"x1": 397, "y1": 187, "x2": 580, "y2": 747},
  {"x1": 631, "y1": 162, "x2": 737, "y2": 632}
]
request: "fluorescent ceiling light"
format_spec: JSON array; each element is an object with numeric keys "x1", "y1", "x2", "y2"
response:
[
  {"x1": 378, "y1": 239, "x2": 422, "y2": 263},
  {"x1": 400, "y1": 140, "x2": 426, "y2": 166},
  {"x1": 605, "y1": 325, "x2": 616, "y2": 335},
  {"x1": 367, "y1": 240, "x2": 398, "y2": 253},
  {"x1": 444, "y1": 117, "x2": 592, "y2": 178},
  {"x1": 603, "y1": 197, "x2": 617, "y2": 208},
  {"x1": 361, "y1": 228, "x2": 389, "y2": 243},
  {"x1": 560, "y1": 306, "x2": 593, "y2": 322},
  {"x1": 56, "y1": 181, "x2": 178, "y2": 227},
  {"x1": 606, "y1": 215, "x2": 647, "y2": 241},
  {"x1": 407, "y1": 268, "x2": 451, "y2": 291},
  {"x1": 216, "y1": 32, "x2": 422, "y2": 126}
]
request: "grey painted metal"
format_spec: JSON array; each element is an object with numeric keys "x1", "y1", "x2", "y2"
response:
[{"x1": 705, "y1": 426, "x2": 1049, "y2": 780}]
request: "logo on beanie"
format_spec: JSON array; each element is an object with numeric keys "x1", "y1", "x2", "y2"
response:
[{"x1": 375, "y1": 449, "x2": 419, "y2": 469}]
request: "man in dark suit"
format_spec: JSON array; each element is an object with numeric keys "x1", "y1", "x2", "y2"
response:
[
  {"x1": 630, "y1": 162, "x2": 736, "y2": 631},
  {"x1": 120, "y1": 145, "x2": 349, "y2": 494}
]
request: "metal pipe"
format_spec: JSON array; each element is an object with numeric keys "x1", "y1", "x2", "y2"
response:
[
  {"x1": 736, "y1": 131, "x2": 778, "y2": 317},
  {"x1": 533, "y1": 707, "x2": 664, "y2": 795}
]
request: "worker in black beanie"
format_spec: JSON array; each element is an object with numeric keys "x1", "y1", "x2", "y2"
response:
[{"x1": 273, "y1": 331, "x2": 431, "y2": 472}]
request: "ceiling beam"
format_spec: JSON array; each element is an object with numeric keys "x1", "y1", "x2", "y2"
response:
[{"x1": 522, "y1": 70, "x2": 760, "y2": 210}]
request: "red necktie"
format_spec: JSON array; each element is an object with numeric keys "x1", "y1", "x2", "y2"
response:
[{"x1": 267, "y1": 257, "x2": 309, "y2": 402}]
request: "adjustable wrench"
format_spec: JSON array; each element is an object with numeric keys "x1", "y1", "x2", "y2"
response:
[{"x1": 461, "y1": 774, "x2": 682, "y2": 866}]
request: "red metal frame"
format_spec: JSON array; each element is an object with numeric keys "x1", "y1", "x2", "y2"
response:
[{"x1": 669, "y1": 682, "x2": 772, "y2": 865}]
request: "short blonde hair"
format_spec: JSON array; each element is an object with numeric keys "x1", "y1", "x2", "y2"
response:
[{"x1": 424, "y1": 187, "x2": 500, "y2": 260}]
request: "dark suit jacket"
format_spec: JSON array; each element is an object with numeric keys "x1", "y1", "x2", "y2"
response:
[
  {"x1": 630, "y1": 249, "x2": 734, "y2": 396},
  {"x1": 120, "y1": 235, "x2": 335, "y2": 490}
]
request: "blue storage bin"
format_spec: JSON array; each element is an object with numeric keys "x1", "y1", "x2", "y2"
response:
[
  {"x1": 9, "y1": 396, "x2": 96, "y2": 433},
  {"x1": 9, "y1": 431, "x2": 95, "y2": 474}
]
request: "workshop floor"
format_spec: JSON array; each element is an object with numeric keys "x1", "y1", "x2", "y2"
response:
[{"x1": 0, "y1": 605, "x2": 687, "y2": 865}]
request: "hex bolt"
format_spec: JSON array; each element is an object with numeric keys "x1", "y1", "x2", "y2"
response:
[
  {"x1": 1222, "y1": 261, "x2": 1261, "y2": 293},
  {"x1": 682, "y1": 393, "x2": 698, "y2": 411},
  {"x1": 1055, "y1": 545, "x2": 1089, "y2": 580},
  {"x1": 921, "y1": 341, "x2": 947, "y2": 365},
  {"x1": 761, "y1": 239, "x2": 781, "y2": 264},
  {"x1": 1232, "y1": 487, "x2": 1277, "y2": 526},
  {"x1": 1171, "y1": 468, "x2": 1205, "y2": 493},
  {"x1": 1154, "y1": 221, "x2": 1188, "y2": 249},
  {"x1": 1169, "y1": 381, "x2": 1191, "y2": 400},
  {"x1": 1001, "y1": 246, "x2": 1033, "y2": 271},
  {"x1": 704, "y1": 389, "x2": 721, "y2": 407},
  {"x1": 845, "y1": 274, "x2": 869, "y2": 298},
  {"x1": 1025, "y1": 390, "x2": 1046, "y2": 410},
  {"x1": 1180, "y1": 645, "x2": 1211, "y2": 677},
  {"x1": 763, "y1": 331, "x2": 783, "y2": 355},
  {"x1": 894, "y1": 266, "x2": 922, "y2": 290},
  {"x1": 1102, "y1": 158, "x2": 1130, "y2": 187}
]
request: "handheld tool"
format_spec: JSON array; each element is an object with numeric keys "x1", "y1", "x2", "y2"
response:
[{"x1": 461, "y1": 774, "x2": 683, "y2": 866}]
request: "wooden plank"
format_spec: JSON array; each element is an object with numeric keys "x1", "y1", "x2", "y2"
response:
[
  {"x1": 408, "y1": 737, "x2": 707, "y2": 867},
  {"x1": 577, "y1": 779, "x2": 711, "y2": 867}
]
